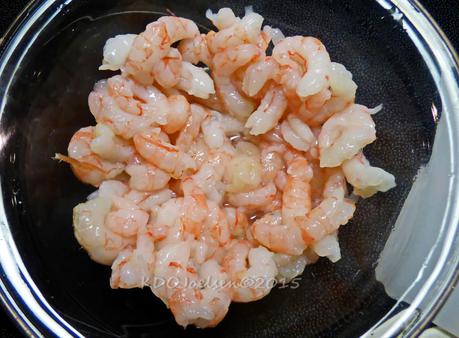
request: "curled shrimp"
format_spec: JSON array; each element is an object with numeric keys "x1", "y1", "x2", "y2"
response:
[
  {"x1": 133, "y1": 129, "x2": 196, "y2": 179},
  {"x1": 280, "y1": 115, "x2": 316, "y2": 152},
  {"x1": 223, "y1": 241, "x2": 278, "y2": 302},
  {"x1": 227, "y1": 182, "x2": 277, "y2": 211},
  {"x1": 273, "y1": 36, "x2": 331, "y2": 98},
  {"x1": 300, "y1": 169, "x2": 355, "y2": 243},
  {"x1": 176, "y1": 104, "x2": 209, "y2": 152},
  {"x1": 73, "y1": 181, "x2": 138, "y2": 265},
  {"x1": 56, "y1": 126, "x2": 125, "y2": 186},
  {"x1": 178, "y1": 34, "x2": 212, "y2": 66},
  {"x1": 245, "y1": 85, "x2": 287, "y2": 135},
  {"x1": 252, "y1": 211, "x2": 306, "y2": 256},
  {"x1": 152, "y1": 48, "x2": 182, "y2": 88},
  {"x1": 207, "y1": 8, "x2": 264, "y2": 53},
  {"x1": 169, "y1": 259, "x2": 231, "y2": 328},
  {"x1": 214, "y1": 74, "x2": 256, "y2": 120},
  {"x1": 242, "y1": 56, "x2": 280, "y2": 97},
  {"x1": 88, "y1": 77, "x2": 165, "y2": 138},
  {"x1": 342, "y1": 152, "x2": 396, "y2": 198},
  {"x1": 176, "y1": 61, "x2": 216, "y2": 99},
  {"x1": 282, "y1": 157, "x2": 313, "y2": 226},
  {"x1": 124, "y1": 17, "x2": 199, "y2": 85},
  {"x1": 224, "y1": 207, "x2": 249, "y2": 238},
  {"x1": 319, "y1": 104, "x2": 376, "y2": 167},
  {"x1": 213, "y1": 44, "x2": 261, "y2": 77},
  {"x1": 125, "y1": 160, "x2": 170, "y2": 192},
  {"x1": 110, "y1": 223, "x2": 156, "y2": 289}
]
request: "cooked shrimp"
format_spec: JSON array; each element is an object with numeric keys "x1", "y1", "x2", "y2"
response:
[
  {"x1": 176, "y1": 104, "x2": 209, "y2": 151},
  {"x1": 110, "y1": 224, "x2": 156, "y2": 288},
  {"x1": 242, "y1": 56, "x2": 279, "y2": 97},
  {"x1": 213, "y1": 44, "x2": 261, "y2": 77},
  {"x1": 227, "y1": 182, "x2": 276, "y2": 210},
  {"x1": 63, "y1": 8, "x2": 397, "y2": 329},
  {"x1": 205, "y1": 8, "x2": 238, "y2": 30},
  {"x1": 73, "y1": 182, "x2": 137, "y2": 265},
  {"x1": 282, "y1": 157, "x2": 313, "y2": 225},
  {"x1": 176, "y1": 61, "x2": 216, "y2": 99},
  {"x1": 178, "y1": 34, "x2": 212, "y2": 66},
  {"x1": 280, "y1": 115, "x2": 316, "y2": 152},
  {"x1": 125, "y1": 162, "x2": 170, "y2": 192},
  {"x1": 162, "y1": 95, "x2": 191, "y2": 134},
  {"x1": 124, "y1": 17, "x2": 199, "y2": 84},
  {"x1": 133, "y1": 129, "x2": 196, "y2": 179},
  {"x1": 223, "y1": 241, "x2": 278, "y2": 302},
  {"x1": 99, "y1": 34, "x2": 137, "y2": 71},
  {"x1": 207, "y1": 9, "x2": 264, "y2": 53},
  {"x1": 224, "y1": 207, "x2": 249, "y2": 238},
  {"x1": 169, "y1": 259, "x2": 231, "y2": 328},
  {"x1": 300, "y1": 170, "x2": 355, "y2": 243},
  {"x1": 152, "y1": 48, "x2": 182, "y2": 89},
  {"x1": 105, "y1": 196, "x2": 149, "y2": 237},
  {"x1": 273, "y1": 36, "x2": 331, "y2": 98},
  {"x1": 245, "y1": 85, "x2": 287, "y2": 135},
  {"x1": 252, "y1": 212, "x2": 306, "y2": 256},
  {"x1": 88, "y1": 78, "x2": 162, "y2": 138},
  {"x1": 56, "y1": 126, "x2": 125, "y2": 186},
  {"x1": 214, "y1": 74, "x2": 256, "y2": 120},
  {"x1": 319, "y1": 104, "x2": 376, "y2": 167},
  {"x1": 191, "y1": 150, "x2": 230, "y2": 203},
  {"x1": 201, "y1": 112, "x2": 227, "y2": 149},
  {"x1": 180, "y1": 178, "x2": 209, "y2": 237},
  {"x1": 273, "y1": 253, "x2": 308, "y2": 283},
  {"x1": 311, "y1": 231, "x2": 341, "y2": 263},
  {"x1": 89, "y1": 123, "x2": 135, "y2": 163},
  {"x1": 152, "y1": 241, "x2": 197, "y2": 302},
  {"x1": 342, "y1": 152, "x2": 396, "y2": 198}
]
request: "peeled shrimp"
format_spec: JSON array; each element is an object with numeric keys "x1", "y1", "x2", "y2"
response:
[
  {"x1": 245, "y1": 85, "x2": 287, "y2": 135},
  {"x1": 223, "y1": 241, "x2": 278, "y2": 302},
  {"x1": 178, "y1": 34, "x2": 212, "y2": 66},
  {"x1": 227, "y1": 182, "x2": 276, "y2": 210},
  {"x1": 213, "y1": 44, "x2": 261, "y2": 77},
  {"x1": 214, "y1": 74, "x2": 256, "y2": 120},
  {"x1": 207, "y1": 9, "x2": 264, "y2": 53},
  {"x1": 110, "y1": 224, "x2": 156, "y2": 288},
  {"x1": 56, "y1": 126, "x2": 125, "y2": 186},
  {"x1": 152, "y1": 48, "x2": 182, "y2": 89},
  {"x1": 73, "y1": 181, "x2": 139, "y2": 265},
  {"x1": 273, "y1": 36, "x2": 331, "y2": 98},
  {"x1": 133, "y1": 129, "x2": 196, "y2": 179},
  {"x1": 124, "y1": 17, "x2": 199, "y2": 84},
  {"x1": 301, "y1": 170, "x2": 355, "y2": 243},
  {"x1": 280, "y1": 115, "x2": 316, "y2": 152},
  {"x1": 169, "y1": 259, "x2": 231, "y2": 328},
  {"x1": 342, "y1": 152, "x2": 396, "y2": 198},
  {"x1": 99, "y1": 34, "x2": 137, "y2": 71},
  {"x1": 176, "y1": 104, "x2": 209, "y2": 152},
  {"x1": 125, "y1": 162, "x2": 170, "y2": 192},
  {"x1": 282, "y1": 157, "x2": 313, "y2": 225},
  {"x1": 242, "y1": 56, "x2": 279, "y2": 97},
  {"x1": 311, "y1": 231, "x2": 341, "y2": 263},
  {"x1": 252, "y1": 212, "x2": 306, "y2": 256},
  {"x1": 319, "y1": 104, "x2": 376, "y2": 167},
  {"x1": 176, "y1": 61, "x2": 216, "y2": 99}
]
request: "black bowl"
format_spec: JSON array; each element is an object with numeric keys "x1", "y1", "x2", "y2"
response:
[{"x1": 0, "y1": 0, "x2": 457, "y2": 337}]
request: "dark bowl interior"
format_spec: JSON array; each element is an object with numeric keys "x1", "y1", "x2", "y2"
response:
[{"x1": 0, "y1": 0, "x2": 437, "y2": 337}]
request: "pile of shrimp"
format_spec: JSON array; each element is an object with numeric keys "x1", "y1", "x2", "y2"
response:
[{"x1": 56, "y1": 7, "x2": 396, "y2": 328}]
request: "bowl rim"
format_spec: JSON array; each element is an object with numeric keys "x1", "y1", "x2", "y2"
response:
[{"x1": 0, "y1": 0, "x2": 457, "y2": 337}]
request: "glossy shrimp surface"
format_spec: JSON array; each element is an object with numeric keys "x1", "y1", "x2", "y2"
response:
[{"x1": 59, "y1": 6, "x2": 396, "y2": 329}]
